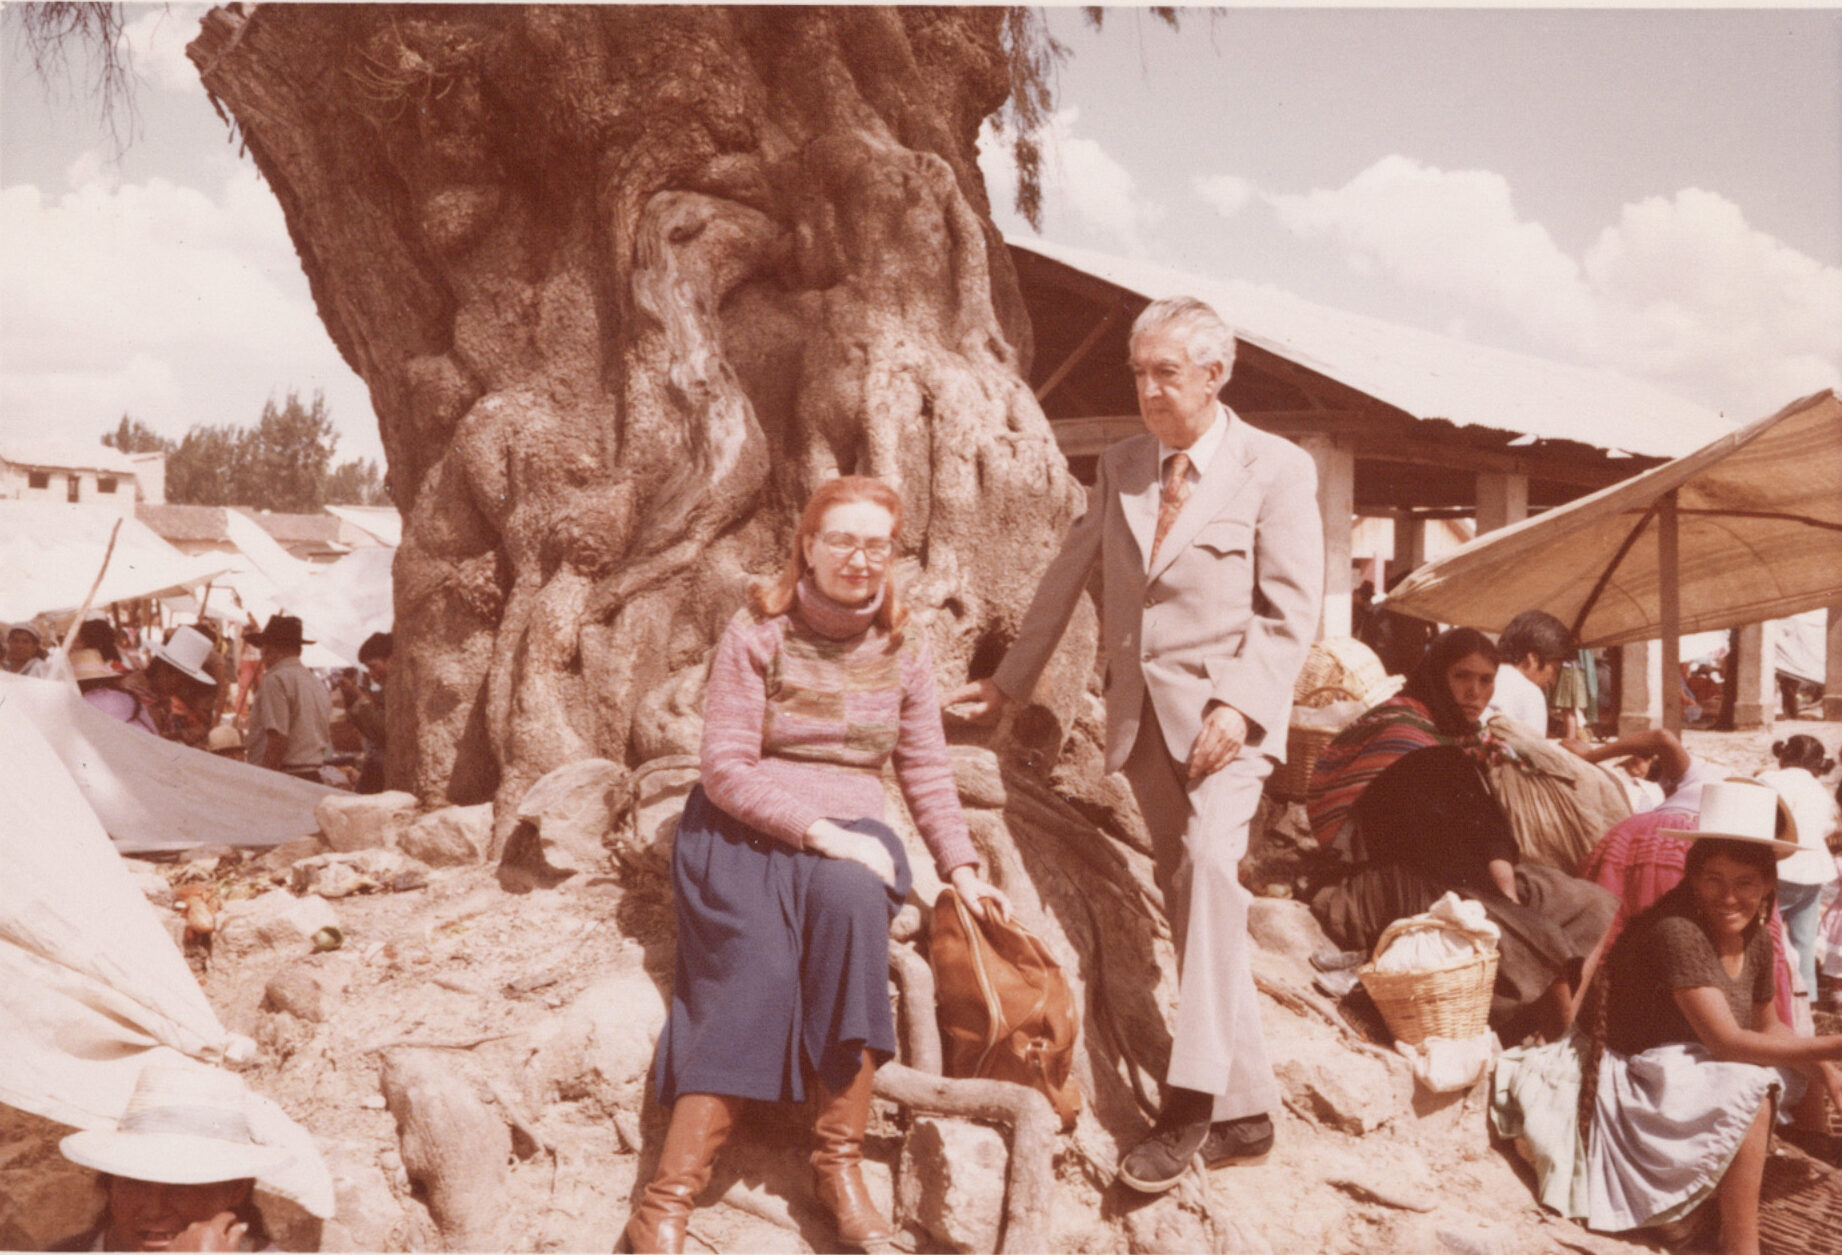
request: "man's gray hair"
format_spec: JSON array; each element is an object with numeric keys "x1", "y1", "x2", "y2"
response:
[{"x1": 1129, "y1": 296, "x2": 1237, "y2": 374}]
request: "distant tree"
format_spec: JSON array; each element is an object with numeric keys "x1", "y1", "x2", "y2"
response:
[
  {"x1": 100, "y1": 413, "x2": 172, "y2": 454},
  {"x1": 248, "y1": 388, "x2": 338, "y2": 512},
  {"x1": 325, "y1": 456, "x2": 389, "y2": 506},
  {"x1": 164, "y1": 422, "x2": 253, "y2": 506}
]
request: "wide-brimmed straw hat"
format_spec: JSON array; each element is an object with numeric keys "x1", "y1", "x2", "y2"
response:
[
  {"x1": 67, "y1": 648, "x2": 117, "y2": 683},
  {"x1": 149, "y1": 625, "x2": 217, "y2": 687},
  {"x1": 8, "y1": 620, "x2": 44, "y2": 645},
  {"x1": 60, "y1": 1059, "x2": 294, "y2": 1185},
  {"x1": 207, "y1": 723, "x2": 244, "y2": 754},
  {"x1": 1661, "y1": 778, "x2": 1801, "y2": 859}
]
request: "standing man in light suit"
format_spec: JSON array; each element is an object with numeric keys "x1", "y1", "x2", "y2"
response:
[{"x1": 948, "y1": 296, "x2": 1324, "y2": 1193}]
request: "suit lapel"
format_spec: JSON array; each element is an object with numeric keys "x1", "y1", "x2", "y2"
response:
[
  {"x1": 1120, "y1": 438, "x2": 1162, "y2": 570},
  {"x1": 1146, "y1": 414, "x2": 1255, "y2": 582}
]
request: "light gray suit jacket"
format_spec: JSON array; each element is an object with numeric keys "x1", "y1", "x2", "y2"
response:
[{"x1": 995, "y1": 411, "x2": 1325, "y2": 774}]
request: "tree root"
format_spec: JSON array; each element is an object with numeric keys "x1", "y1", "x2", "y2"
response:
[
  {"x1": 872, "y1": 1063, "x2": 1058, "y2": 1254},
  {"x1": 887, "y1": 942, "x2": 943, "y2": 1076}
]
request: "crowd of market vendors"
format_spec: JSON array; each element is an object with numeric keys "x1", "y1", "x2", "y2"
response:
[
  {"x1": 5, "y1": 291, "x2": 1840, "y2": 1255},
  {"x1": 4, "y1": 612, "x2": 390, "y2": 791}
]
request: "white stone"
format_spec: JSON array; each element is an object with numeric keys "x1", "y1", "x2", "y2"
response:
[
  {"x1": 1276, "y1": 1050, "x2": 1412, "y2": 1136},
  {"x1": 948, "y1": 745, "x2": 1007, "y2": 809},
  {"x1": 1247, "y1": 897, "x2": 1333, "y2": 965},
  {"x1": 400, "y1": 803, "x2": 493, "y2": 867},
  {"x1": 290, "y1": 848, "x2": 426, "y2": 899},
  {"x1": 896, "y1": 1117, "x2": 1006, "y2": 1254},
  {"x1": 512, "y1": 758, "x2": 625, "y2": 875},
  {"x1": 525, "y1": 970, "x2": 667, "y2": 1100},
  {"x1": 216, "y1": 890, "x2": 342, "y2": 958},
  {"x1": 316, "y1": 790, "x2": 419, "y2": 852},
  {"x1": 264, "y1": 958, "x2": 355, "y2": 1023}
]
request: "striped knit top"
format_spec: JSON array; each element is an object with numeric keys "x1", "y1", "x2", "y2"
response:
[{"x1": 698, "y1": 579, "x2": 978, "y2": 878}]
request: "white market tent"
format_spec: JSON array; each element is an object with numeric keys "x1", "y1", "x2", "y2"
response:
[
  {"x1": 0, "y1": 683, "x2": 333, "y2": 1222},
  {"x1": 325, "y1": 503, "x2": 403, "y2": 548},
  {"x1": 0, "y1": 502, "x2": 231, "y2": 625},
  {"x1": 273, "y1": 544, "x2": 396, "y2": 668},
  {"x1": 1, "y1": 671, "x2": 333, "y2": 853},
  {"x1": 1383, "y1": 391, "x2": 1842, "y2": 726}
]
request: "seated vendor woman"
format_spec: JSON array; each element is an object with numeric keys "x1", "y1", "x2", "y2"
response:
[
  {"x1": 624, "y1": 476, "x2": 1010, "y2": 1255},
  {"x1": 1494, "y1": 780, "x2": 1842, "y2": 1255},
  {"x1": 1307, "y1": 627, "x2": 1617, "y2": 1042}
]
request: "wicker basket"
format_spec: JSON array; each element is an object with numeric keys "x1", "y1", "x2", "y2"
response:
[
  {"x1": 1357, "y1": 919, "x2": 1499, "y2": 1045},
  {"x1": 1759, "y1": 1141, "x2": 1842, "y2": 1255},
  {"x1": 1271, "y1": 684, "x2": 1358, "y2": 802},
  {"x1": 1294, "y1": 637, "x2": 1398, "y2": 710}
]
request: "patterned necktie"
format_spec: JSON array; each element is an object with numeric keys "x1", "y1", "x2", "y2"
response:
[{"x1": 1150, "y1": 451, "x2": 1192, "y2": 563}]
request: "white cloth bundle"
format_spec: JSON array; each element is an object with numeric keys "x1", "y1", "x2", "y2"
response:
[{"x1": 1371, "y1": 892, "x2": 1501, "y2": 972}]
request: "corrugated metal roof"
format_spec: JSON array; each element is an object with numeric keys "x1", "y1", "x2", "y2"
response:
[
  {"x1": 1009, "y1": 236, "x2": 1736, "y2": 458},
  {"x1": 0, "y1": 439, "x2": 139, "y2": 476},
  {"x1": 137, "y1": 503, "x2": 231, "y2": 544}
]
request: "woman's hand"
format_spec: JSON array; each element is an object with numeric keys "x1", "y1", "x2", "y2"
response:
[
  {"x1": 950, "y1": 864, "x2": 1012, "y2": 921},
  {"x1": 805, "y1": 820, "x2": 897, "y2": 888},
  {"x1": 168, "y1": 1213, "x2": 249, "y2": 1252}
]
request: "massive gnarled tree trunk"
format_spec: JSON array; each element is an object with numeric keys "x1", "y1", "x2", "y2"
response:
[
  {"x1": 191, "y1": 7, "x2": 1195, "y2": 1243},
  {"x1": 191, "y1": 3, "x2": 1084, "y2": 812}
]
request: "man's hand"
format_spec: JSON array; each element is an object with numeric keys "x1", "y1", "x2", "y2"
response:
[
  {"x1": 1186, "y1": 703, "x2": 1248, "y2": 781},
  {"x1": 169, "y1": 1212, "x2": 249, "y2": 1252},
  {"x1": 943, "y1": 677, "x2": 1010, "y2": 724}
]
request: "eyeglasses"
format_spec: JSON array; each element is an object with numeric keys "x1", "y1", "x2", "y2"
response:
[{"x1": 817, "y1": 531, "x2": 894, "y2": 562}]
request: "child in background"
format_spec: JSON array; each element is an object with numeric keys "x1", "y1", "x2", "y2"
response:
[{"x1": 1757, "y1": 734, "x2": 1840, "y2": 1007}]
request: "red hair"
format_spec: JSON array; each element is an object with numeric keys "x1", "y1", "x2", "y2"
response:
[{"x1": 750, "y1": 476, "x2": 908, "y2": 637}]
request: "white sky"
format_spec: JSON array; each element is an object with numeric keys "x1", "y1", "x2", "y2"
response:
[{"x1": 3, "y1": 4, "x2": 1839, "y2": 471}]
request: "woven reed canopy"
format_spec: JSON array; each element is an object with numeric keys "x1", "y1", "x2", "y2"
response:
[{"x1": 1381, "y1": 390, "x2": 1842, "y2": 649}]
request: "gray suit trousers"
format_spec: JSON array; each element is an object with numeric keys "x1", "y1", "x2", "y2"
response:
[{"x1": 1123, "y1": 696, "x2": 1279, "y2": 1123}]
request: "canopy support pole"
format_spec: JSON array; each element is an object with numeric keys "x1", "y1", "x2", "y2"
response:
[{"x1": 1659, "y1": 490, "x2": 1681, "y2": 734}]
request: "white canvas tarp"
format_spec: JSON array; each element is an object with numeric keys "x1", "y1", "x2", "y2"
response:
[
  {"x1": 0, "y1": 685, "x2": 333, "y2": 1216},
  {"x1": 1381, "y1": 391, "x2": 1842, "y2": 647},
  {"x1": 2, "y1": 671, "x2": 333, "y2": 852},
  {"x1": 0, "y1": 502, "x2": 231, "y2": 624},
  {"x1": 273, "y1": 545, "x2": 395, "y2": 669}
]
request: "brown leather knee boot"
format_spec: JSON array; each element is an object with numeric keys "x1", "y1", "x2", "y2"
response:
[
  {"x1": 811, "y1": 1052, "x2": 896, "y2": 1249},
  {"x1": 623, "y1": 1093, "x2": 740, "y2": 1254}
]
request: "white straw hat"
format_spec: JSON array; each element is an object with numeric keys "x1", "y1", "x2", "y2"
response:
[
  {"x1": 150, "y1": 625, "x2": 217, "y2": 687},
  {"x1": 1661, "y1": 778, "x2": 1801, "y2": 859},
  {"x1": 60, "y1": 1059, "x2": 293, "y2": 1186}
]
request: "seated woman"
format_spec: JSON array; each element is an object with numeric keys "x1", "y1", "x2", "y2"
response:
[
  {"x1": 1308, "y1": 628, "x2": 1617, "y2": 1042},
  {"x1": 72, "y1": 649, "x2": 159, "y2": 735},
  {"x1": 1574, "y1": 729, "x2": 1800, "y2": 1026},
  {"x1": 624, "y1": 476, "x2": 1009, "y2": 1255},
  {"x1": 1494, "y1": 780, "x2": 1842, "y2": 1255}
]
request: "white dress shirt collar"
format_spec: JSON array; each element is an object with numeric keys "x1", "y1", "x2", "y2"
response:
[{"x1": 1158, "y1": 402, "x2": 1231, "y2": 481}]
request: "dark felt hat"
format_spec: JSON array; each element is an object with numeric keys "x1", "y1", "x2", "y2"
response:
[{"x1": 246, "y1": 614, "x2": 312, "y2": 649}]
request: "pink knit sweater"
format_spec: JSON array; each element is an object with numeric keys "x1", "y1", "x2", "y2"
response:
[{"x1": 699, "y1": 581, "x2": 978, "y2": 878}]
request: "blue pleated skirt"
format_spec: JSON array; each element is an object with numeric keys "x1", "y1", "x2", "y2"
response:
[{"x1": 653, "y1": 785, "x2": 912, "y2": 1105}]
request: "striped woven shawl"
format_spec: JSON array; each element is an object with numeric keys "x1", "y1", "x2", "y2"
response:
[{"x1": 1306, "y1": 695, "x2": 1457, "y2": 850}]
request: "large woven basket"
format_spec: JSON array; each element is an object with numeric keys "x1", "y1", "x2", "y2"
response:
[
  {"x1": 1294, "y1": 637, "x2": 1397, "y2": 710},
  {"x1": 1357, "y1": 919, "x2": 1498, "y2": 1045},
  {"x1": 1760, "y1": 1141, "x2": 1842, "y2": 1255},
  {"x1": 1272, "y1": 683, "x2": 1358, "y2": 802}
]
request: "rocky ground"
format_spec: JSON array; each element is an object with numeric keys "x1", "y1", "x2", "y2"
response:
[{"x1": 5, "y1": 717, "x2": 1838, "y2": 1253}]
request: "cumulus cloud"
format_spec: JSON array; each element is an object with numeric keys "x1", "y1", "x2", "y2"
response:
[
  {"x1": 979, "y1": 109, "x2": 1162, "y2": 252},
  {"x1": 1193, "y1": 174, "x2": 1254, "y2": 218},
  {"x1": 1225, "y1": 155, "x2": 1841, "y2": 420},
  {"x1": 0, "y1": 158, "x2": 382, "y2": 462}
]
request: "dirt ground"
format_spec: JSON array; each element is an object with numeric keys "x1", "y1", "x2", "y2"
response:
[{"x1": 7, "y1": 716, "x2": 1839, "y2": 1253}]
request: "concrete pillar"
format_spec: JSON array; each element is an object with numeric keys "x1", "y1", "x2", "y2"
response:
[
  {"x1": 1299, "y1": 435, "x2": 1356, "y2": 640},
  {"x1": 1618, "y1": 640, "x2": 1661, "y2": 736},
  {"x1": 1391, "y1": 510, "x2": 1426, "y2": 580},
  {"x1": 1731, "y1": 620, "x2": 1775, "y2": 731},
  {"x1": 1827, "y1": 604, "x2": 1842, "y2": 721},
  {"x1": 1475, "y1": 471, "x2": 1529, "y2": 535}
]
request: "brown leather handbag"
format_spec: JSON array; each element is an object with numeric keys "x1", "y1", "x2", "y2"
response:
[{"x1": 928, "y1": 887, "x2": 1081, "y2": 1131}]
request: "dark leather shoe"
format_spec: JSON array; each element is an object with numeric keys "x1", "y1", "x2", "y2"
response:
[
  {"x1": 1116, "y1": 1112, "x2": 1210, "y2": 1193},
  {"x1": 1199, "y1": 1113, "x2": 1274, "y2": 1168}
]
